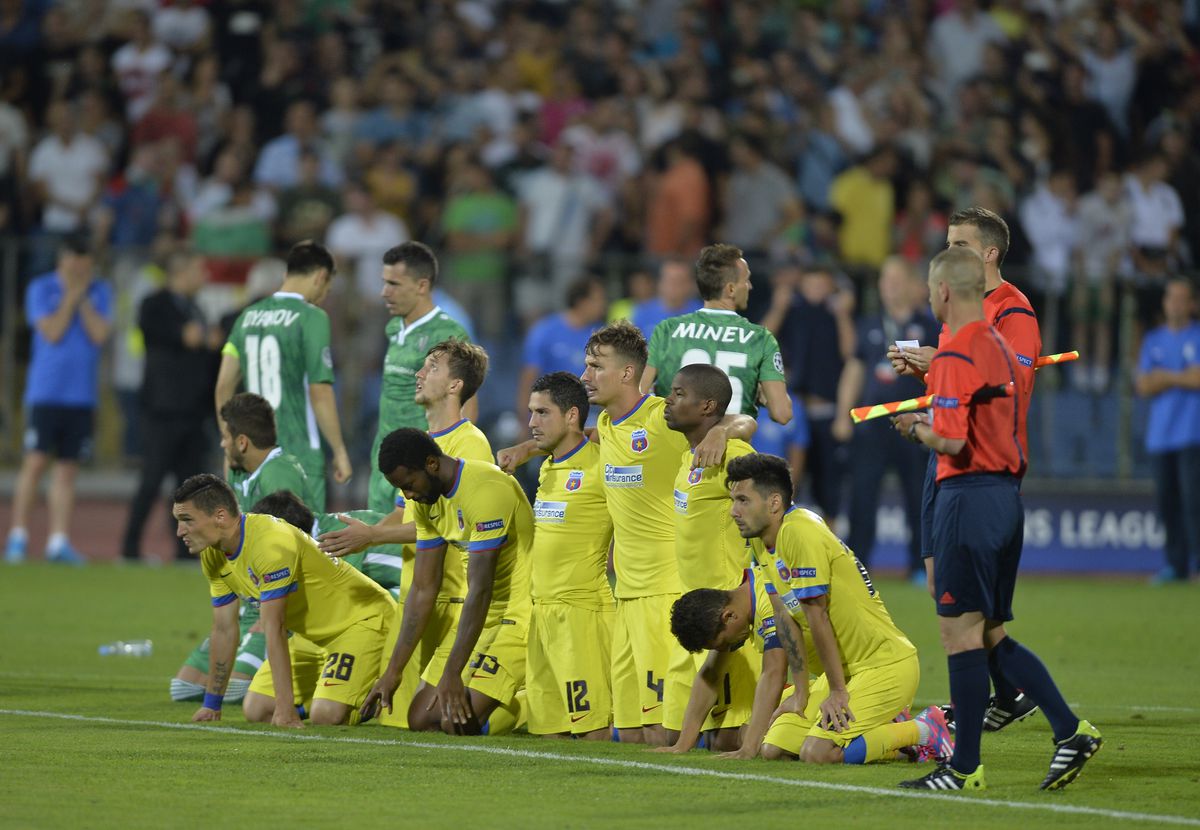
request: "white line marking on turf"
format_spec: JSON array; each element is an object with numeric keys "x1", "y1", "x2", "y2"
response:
[{"x1": 2, "y1": 710, "x2": 1198, "y2": 827}]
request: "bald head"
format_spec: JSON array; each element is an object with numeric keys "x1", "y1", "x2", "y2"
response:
[{"x1": 930, "y1": 247, "x2": 985, "y2": 301}]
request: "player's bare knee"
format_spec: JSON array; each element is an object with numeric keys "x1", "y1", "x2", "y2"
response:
[
  {"x1": 760, "y1": 741, "x2": 795, "y2": 761},
  {"x1": 579, "y1": 728, "x2": 610, "y2": 741},
  {"x1": 309, "y1": 702, "x2": 350, "y2": 726},
  {"x1": 709, "y1": 729, "x2": 741, "y2": 753},
  {"x1": 616, "y1": 728, "x2": 645, "y2": 743},
  {"x1": 242, "y1": 693, "x2": 274, "y2": 723},
  {"x1": 643, "y1": 724, "x2": 670, "y2": 747},
  {"x1": 799, "y1": 739, "x2": 842, "y2": 764}
]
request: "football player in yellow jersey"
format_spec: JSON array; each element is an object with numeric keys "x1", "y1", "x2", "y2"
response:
[
  {"x1": 726, "y1": 454, "x2": 953, "y2": 765},
  {"x1": 658, "y1": 565, "x2": 789, "y2": 758},
  {"x1": 498, "y1": 321, "x2": 756, "y2": 745},
  {"x1": 362, "y1": 428, "x2": 534, "y2": 735},
  {"x1": 319, "y1": 340, "x2": 492, "y2": 728},
  {"x1": 525, "y1": 372, "x2": 615, "y2": 739},
  {"x1": 660, "y1": 363, "x2": 758, "y2": 748},
  {"x1": 174, "y1": 474, "x2": 396, "y2": 728}
]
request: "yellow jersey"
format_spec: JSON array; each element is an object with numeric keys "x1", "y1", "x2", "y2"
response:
[
  {"x1": 203, "y1": 513, "x2": 396, "y2": 647},
  {"x1": 531, "y1": 437, "x2": 614, "y2": 609},
  {"x1": 596, "y1": 395, "x2": 689, "y2": 598},
  {"x1": 672, "y1": 438, "x2": 755, "y2": 592},
  {"x1": 398, "y1": 418, "x2": 494, "y2": 603},
  {"x1": 753, "y1": 507, "x2": 916, "y2": 674},
  {"x1": 412, "y1": 458, "x2": 534, "y2": 627}
]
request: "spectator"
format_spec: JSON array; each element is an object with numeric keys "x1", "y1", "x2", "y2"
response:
[
  {"x1": 721, "y1": 132, "x2": 802, "y2": 268},
  {"x1": 277, "y1": 149, "x2": 343, "y2": 250},
  {"x1": 321, "y1": 75, "x2": 363, "y2": 170},
  {"x1": 644, "y1": 137, "x2": 710, "y2": 260},
  {"x1": 326, "y1": 180, "x2": 408, "y2": 302},
  {"x1": 354, "y1": 71, "x2": 430, "y2": 149},
  {"x1": 110, "y1": 9, "x2": 173, "y2": 122},
  {"x1": 131, "y1": 71, "x2": 198, "y2": 162},
  {"x1": 1071, "y1": 171, "x2": 1131, "y2": 393},
  {"x1": 93, "y1": 142, "x2": 171, "y2": 251},
  {"x1": 1126, "y1": 152, "x2": 1186, "y2": 324},
  {"x1": 190, "y1": 149, "x2": 273, "y2": 224},
  {"x1": 608, "y1": 268, "x2": 655, "y2": 323},
  {"x1": 121, "y1": 250, "x2": 220, "y2": 562},
  {"x1": 561, "y1": 96, "x2": 640, "y2": 199},
  {"x1": 0, "y1": 94, "x2": 27, "y2": 234},
  {"x1": 253, "y1": 99, "x2": 343, "y2": 191},
  {"x1": 441, "y1": 160, "x2": 519, "y2": 339},
  {"x1": 630, "y1": 258, "x2": 701, "y2": 338},
  {"x1": 1019, "y1": 168, "x2": 1078, "y2": 298},
  {"x1": 1060, "y1": 11, "x2": 1154, "y2": 139},
  {"x1": 833, "y1": 257, "x2": 939, "y2": 579},
  {"x1": 796, "y1": 103, "x2": 848, "y2": 213},
  {"x1": 28, "y1": 99, "x2": 108, "y2": 235},
  {"x1": 1051, "y1": 62, "x2": 1116, "y2": 193},
  {"x1": 763, "y1": 265, "x2": 856, "y2": 522},
  {"x1": 927, "y1": 0, "x2": 1006, "y2": 105},
  {"x1": 516, "y1": 276, "x2": 607, "y2": 421},
  {"x1": 152, "y1": 0, "x2": 211, "y2": 56},
  {"x1": 1135, "y1": 278, "x2": 1200, "y2": 584},
  {"x1": 5, "y1": 235, "x2": 112, "y2": 565},
  {"x1": 515, "y1": 141, "x2": 613, "y2": 309},
  {"x1": 893, "y1": 179, "x2": 947, "y2": 267},
  {"x1": 829, "y1": 145, "x2": 898, "y2": 272}
]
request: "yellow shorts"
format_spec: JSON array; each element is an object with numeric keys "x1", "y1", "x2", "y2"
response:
[
  {"x1": 763, "y1": 654, "x2": 919, "y2": 754},
  {"x1": 527, "y1": 601, "x2": 614, "y2": 735},
  {"x1": 668, "y1": 645, "x2": 760, "y2": 733},
  {"x1": 611, "y1": 594, "x2": 692, "y2": 729},
  {"x1": 378, "y1": 597, "x2": 463, "y2": 729},
  {"x1": 248, "y1": 617, "x2": 390, "y2": 713},
  {"x1": 466, "y1": 617, "x2": 527, "y2": 707}
]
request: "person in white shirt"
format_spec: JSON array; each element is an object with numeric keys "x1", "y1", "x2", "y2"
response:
[
  {"x1": 1019, "y1": 170, "x2": 1078, "y2": 298},
  {"x1": 111, "y1": 10, "x2": 174, "y2": 122},
  {"x1": 1125, "y1": 153, "x2": 1185, "y2": 278},
  {"x1": 28, "y1": 100, "x2": 109, "y2": 234}
]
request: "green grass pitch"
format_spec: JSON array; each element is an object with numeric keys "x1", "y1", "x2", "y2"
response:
[{"x1": 2, "y1": 564, "x2": 1198, "y2": 829}]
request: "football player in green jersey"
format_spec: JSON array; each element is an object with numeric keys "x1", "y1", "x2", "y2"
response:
[
  {"x1": 216, "y1": 241, "x2": 352, "y2": 510},
  {"x1": 642, "y1": 243, "x2": 792, "y2": 424},
  {"x1": 368, "y1": 242, "x2": 472, "y2": 514}
]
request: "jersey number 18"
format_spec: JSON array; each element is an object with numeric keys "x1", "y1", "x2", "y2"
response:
[{"x1": 244, "y1": 334, "x2": 283, "y2": 409}]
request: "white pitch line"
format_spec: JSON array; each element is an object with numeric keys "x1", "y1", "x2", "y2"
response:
[{"x1": 2, "y1": 709, "x2": 1198, "y2": 827}]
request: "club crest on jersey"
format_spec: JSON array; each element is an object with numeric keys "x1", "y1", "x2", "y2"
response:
[
  {"x1": 247, "y1": 567, "x2": 260, "y2": 587},
  {"x1": 687, "y1": 467, "x2": 703, "y2": 485},
  {"x1": 565, "y1": 470, "x2": 584, "y2": 491},
  {"x1": 457, "y1": 509, "x2": 465, "y2": 531},
  {"x1": 630, "y1": 428, "x2": 649, "y2": 453},
  {"x1": 777, "y1": 561, "x2": 790, "y2": 581}
]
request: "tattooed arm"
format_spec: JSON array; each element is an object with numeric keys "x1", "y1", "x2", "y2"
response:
[
  {"x1": 192, "y1": 600, "x2": 239, "y2": 722},
  {"x1": 768, "y1": 592, "x2": 810, "y2": 718}
]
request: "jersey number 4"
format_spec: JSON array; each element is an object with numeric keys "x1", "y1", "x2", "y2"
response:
[
  {"x1": 244, "y1": 334, "x2": 283, "y2": 409},
  {"x1": 680, "y1": 349, "x2": 749, "y2": 414}
]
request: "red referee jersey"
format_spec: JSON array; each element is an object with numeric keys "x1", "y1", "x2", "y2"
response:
[
  {"x1": 927, "y1": 320, "x2": 1028, "y2": 482},
  {"x1": 935, "y1": 280, "x2": 1041, "y2": 468}
]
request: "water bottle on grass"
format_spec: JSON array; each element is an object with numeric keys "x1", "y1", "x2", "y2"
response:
[{"x1": 98, "y1": 639, "x2": 153, "y2": 657}]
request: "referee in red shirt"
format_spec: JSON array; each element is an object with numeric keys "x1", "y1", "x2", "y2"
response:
[{"x1": 892, "y1": 247, "x2": 1101, "y2": 792}]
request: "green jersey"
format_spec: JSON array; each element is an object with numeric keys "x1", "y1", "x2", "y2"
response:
[
  {"x1": 368, "y1": 306, "x2": 469, "y2": 513},
  {"x1": 647, "y1": 307, "x2": 786, "y2": 416},
  {"x1": 223, "y1": 292, "x2": 335, "y2": 492},
  {"x1": 228, "y1": 447, "x2": 318, "y2": 513},
  {"x1": 315, "y1": 510, "x2": 402, "y2": 593}
]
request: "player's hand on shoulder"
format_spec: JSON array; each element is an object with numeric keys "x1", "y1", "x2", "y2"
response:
[
  {"x1": 496, "y1": 441, "x2": 532, "y2": 474},
  {"x1": 693, "y1": 425, "x2": 729, "y2": 469},
  {"x1": 191, "y1": 706, "x2": 221, "y2": 723},
  {"x1": 319, "y1": 514, "x2": 371, "y2": 557}
]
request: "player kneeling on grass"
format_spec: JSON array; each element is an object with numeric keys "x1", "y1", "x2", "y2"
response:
[
  {"x1": 361, "y1": 429, "x2": 534, "y2": 735},
  {"x1": 725, "y1": 453, "x2": 952, "y2": 765},
  {"x1": 656, "y1": 566, "x2": 787, "y2": 758},
  {"x1": 174, "y1": 474, "x2": 396, "y2": 727}
]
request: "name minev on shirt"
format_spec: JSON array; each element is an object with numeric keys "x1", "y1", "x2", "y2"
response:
[
  {"x1": 533, "y1": 500, "x2": 567, "y2": 523},
  {"x1": 604, "y1": 464, "x2": 643, "y2": 488},
  {"x1": 669, "y1": 321, "x2": 758, "y2": 344}
]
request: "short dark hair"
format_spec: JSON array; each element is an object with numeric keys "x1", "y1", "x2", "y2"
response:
[
  {"x1": 566, "y1": 276, "x2": 604, "y2": 310},
  {"x1": 695, "y1": 244, "x2": 744, "y2": 300},
  {"x1": 219, "y1": 393, "x2": 277, "y2": 449},
  {"x1": 174, "y1": 473, "x2": 239, "y2": 516},
  {"x1": 725, "y1": 453, "x2": 793, "y2": 502},
  {"x1": 585, "y1": 320, "x2": 647, "y2": 370},
  {"x1": 59, "y1": 232, "x2": 93, "y2": 256},
  {"x1": 383, "y1": 241, "x2": 439, "y2": 286},
  {"x1": 286, "y1": 240, "x2": 336, "y2": 277},
  {"x1": 948, "y1": 207, "x2": 1010, "y2": 264},
  {"x1": 378, "y1": 428, "x2": 442, "y2": 476},
  {"x1": 675, "y1": 363, "x2": 733, "y2": 415},
  {"x1": 531, "y1": 371, "x2": 590, "y2": 424},
  {"x1": 250, "y1": 490, "x2": 314, "y2": 534},
  {"x1": 671, "y1": 589, "x2": 733, "y2": 653},
  {"x1": 427, "y1": 338, "x2": 488, "y2": 403}
]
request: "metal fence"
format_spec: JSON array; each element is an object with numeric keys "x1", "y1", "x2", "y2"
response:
[{"x1": 0, "y1": 235, "x2": 1164, "y2": 484}]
